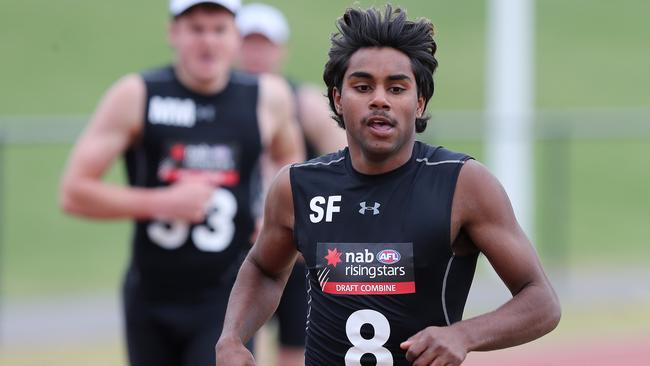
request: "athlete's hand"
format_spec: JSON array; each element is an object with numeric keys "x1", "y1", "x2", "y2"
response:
[
  {"x1": 153, "y1": 177, "x2": 214, "y2": 223},
  {"x1": 400, "y1": 326, "x2": 468, "y2": 366},
  {"x1": 215, "y1": 337, "x2": 255, "y2": 366}
]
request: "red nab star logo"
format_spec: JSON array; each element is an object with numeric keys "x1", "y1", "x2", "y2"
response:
[{"x1": 324, "y1": 248, "x2": 342, "y2": 267}]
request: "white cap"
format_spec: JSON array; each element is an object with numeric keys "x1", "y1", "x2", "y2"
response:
[
  {"x1": 236, "y1": 3, "x2": 290, "y2": 45},
  {"x1": 169, "y1": 0, "x2": 241, "y2": 16}
]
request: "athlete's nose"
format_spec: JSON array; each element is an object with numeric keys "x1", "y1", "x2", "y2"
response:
[{"x1": 369, "y1": 89, "x2": 390, "y2": 111}]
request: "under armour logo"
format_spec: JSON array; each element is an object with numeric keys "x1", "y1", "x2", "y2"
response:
[{"x1": 359, "y1": 201, "x2": 380, "y2": 215}]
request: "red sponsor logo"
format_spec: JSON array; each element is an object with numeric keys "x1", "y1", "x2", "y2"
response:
[
  {"x1": 324, "y1": 248, "x2": 343, "y2": 267},
  {"x1": 158, "y1": 168, "x2": 240, "y2": 186}
]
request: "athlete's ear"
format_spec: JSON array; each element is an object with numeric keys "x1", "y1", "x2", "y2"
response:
[
  {"x1": 416, "y1": 96, "x2": 425, "y2": 118},
  {"x1": 333, "y1": 87, "x2": 342, "y2": 114}
]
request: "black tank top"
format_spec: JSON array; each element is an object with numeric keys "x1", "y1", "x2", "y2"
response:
[
  {"x1": 124, "y1": 65, "x2": 262, "y2": 301},
  {"x1": 291, "y1": 141, "x2": 478, "y2": 365}
]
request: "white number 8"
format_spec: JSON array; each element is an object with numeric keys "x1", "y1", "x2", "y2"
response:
[
  {"x1": 345, "y1": 309, "x2": 393, "y2": 366},
  {"x1": 147, "y1": 188, "x2": 238, "y2": 252}
]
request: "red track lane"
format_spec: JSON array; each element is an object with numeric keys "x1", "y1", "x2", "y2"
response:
[{"x1": 463, "y1": 336, "x2": 650, "y2": 366}]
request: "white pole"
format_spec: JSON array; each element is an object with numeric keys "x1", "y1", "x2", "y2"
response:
[{"x1": 486, "y1": 0, "x2": 535, "y2": 238}]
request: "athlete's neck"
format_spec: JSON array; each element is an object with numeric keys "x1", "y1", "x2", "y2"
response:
[
  {"x1": 174, "y1": 63, "x2": 230, "y2": 95},
  {"x1": 348, "y1": 141, "x2": 414, "y2": 175}
]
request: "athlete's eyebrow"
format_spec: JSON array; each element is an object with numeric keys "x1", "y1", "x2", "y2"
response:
[
  {"x1": 347, "y1": 72, "x2": 412, "y2": 83},
  {"x1": 387, "y1": 74, "x2": 412, "y2": 82},
  {"x1": 348, "y1": 71, "x2": 373, "y2": 79}
]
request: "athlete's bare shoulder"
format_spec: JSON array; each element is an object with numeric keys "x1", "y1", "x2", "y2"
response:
[
  {"x1": 454, "y1": 160, "x2": 511, "y2": 222},
  {"x1": 258, "y1": 73, "x2": 294, "y2": 122},
  {"x1": 91, "y1": 73, "x2": 146, "y2": 141},
  {"x1": 265, "y1": 164, "x2": 295, "y2": 229},
  {"x1": 255, "y1": 73, "x2": 288, "y2": 144},
  {"x1": 256, "y1": 73, "x2": 305, "y2": 165},
  {"x1": 109, "y1": 73, "x2": 146, "y2": 103},
  {"x1": 296, "y1": 83, "x2": 323, "y2": 101},
  {"x1": 259, "y1": 72, "x2": 293, "y2": 98},
  {"x1": 451, "y1": 159, "x2": 525, "y2": 256}
]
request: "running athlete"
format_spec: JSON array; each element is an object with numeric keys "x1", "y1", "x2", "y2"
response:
[
  {"x1": 216, "y1": 5, "x2": 560, "y2": 366},
  {"x1": 235, "y1": 4, "x2": 346, "y2": 365},
  {"x1": 59, "y1": 1, "x2": 304, "y2": 366},
  {"x1": 237, "y1": 3, "x2": 346, "y2": 157}
]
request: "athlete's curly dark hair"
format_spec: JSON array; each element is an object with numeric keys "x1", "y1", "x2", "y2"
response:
[{"x1": 323, "y1": 5, "x2": 438, "y2": 133}]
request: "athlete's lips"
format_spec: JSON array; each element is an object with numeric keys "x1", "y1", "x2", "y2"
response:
[
  {"x1": 199, "y1": 54, "x2": 215, "y2": 63},
  {"x1": 365, "y1": 114, "x2": 396, "y2": 137},
  {"x1": 365, "y1": 115, "x2": 395, "y2": 127}
]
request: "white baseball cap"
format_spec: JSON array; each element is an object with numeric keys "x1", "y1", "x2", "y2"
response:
[
  {"x1": 236, "y1": 3, "x2": 290, "y2": 45},
  {"x1": 169, "y1": 0, "x2": 241, "y2": 16}
]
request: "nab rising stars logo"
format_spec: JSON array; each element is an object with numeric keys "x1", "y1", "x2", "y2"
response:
[{"x1": 316, "y1": 244, "x2": 413, "y2": 295}]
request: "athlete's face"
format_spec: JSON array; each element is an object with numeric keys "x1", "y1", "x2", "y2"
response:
[
  {"x1": 333, "y1": 47, "x2": 425, "y2": 160},
  {"x1": 239, "y1": 33, "x2": 284, "y2": 74},
  {"x1": 169, "y1": 7, "x2": 240, "y2": 83}
]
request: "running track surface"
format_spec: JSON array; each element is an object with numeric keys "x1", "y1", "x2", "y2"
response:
[{"x1": 464, "y1": 336, "x2": 650, "y2": 366}]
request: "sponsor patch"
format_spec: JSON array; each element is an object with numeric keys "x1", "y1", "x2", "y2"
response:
[
  {"x1": 317, "y1": 242, "x2": 415, "y2": 295},
  {"x1": 148, "y1": 96, "x2": 217, "y2": 127},
  {"x1": 157, "y1": 142, "x2": 241, "y2": 186},
  {"x1": 377, "y1": 249, "x2": 401, "y2": 264},
  {"x1": 148, "y1": 96, "x2": 196, "y2": 127}
]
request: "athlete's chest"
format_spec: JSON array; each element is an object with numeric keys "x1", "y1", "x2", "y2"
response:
[
  {"x1": 139, "y1": 91, "x2": 261, "y2": 187},
  {"x1": 144, "y1": 93, "x2": 259, "y2": 145},
  {"x1": 295, "y1": 173, "x2": 452, "y2": 281},
  {"x1": 297, "y1": 165, "x2": 451, "y2": 231}
]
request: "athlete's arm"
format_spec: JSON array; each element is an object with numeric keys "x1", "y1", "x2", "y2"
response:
[
  {"x1": 296, "y1": 84, "x2": 347, "y2": 155},
  {"x1": 251, "y1": 74, "x2": 305, "y2": 238},
  {"x1": 402, "y1": 160, "x2": 561, "y2": 365},
  {"x1": 258, "y1": 73, "x2": 305, "y2": 170},
  {"x1": 216, "y1": 166, "x2": 298, "y2": 365},
  {"x1": 59, "y1": 74, "x2": 212, "y2": 222}
]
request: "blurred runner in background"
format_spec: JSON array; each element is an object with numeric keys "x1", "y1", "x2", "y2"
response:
[{"x1": 59, "y1": 1, "x2": 304, "y2": 365}]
